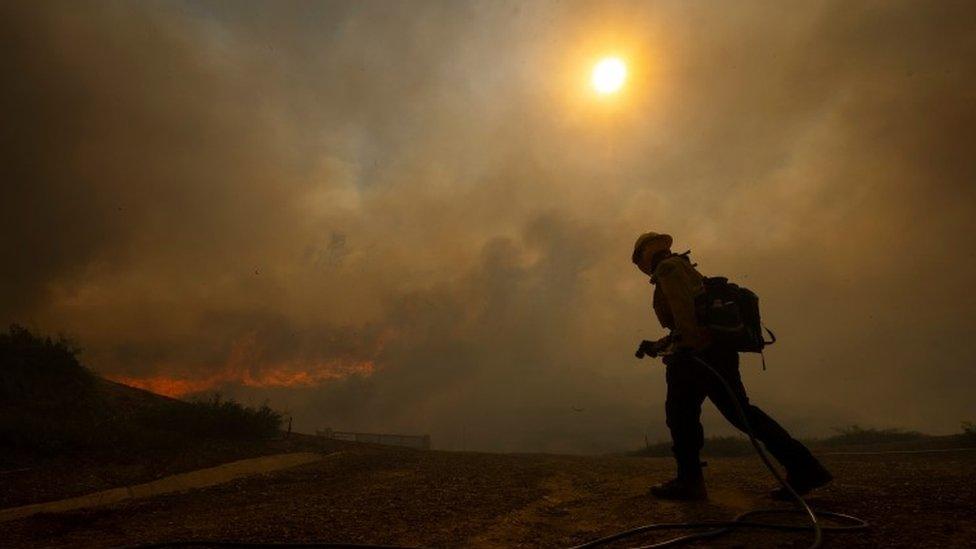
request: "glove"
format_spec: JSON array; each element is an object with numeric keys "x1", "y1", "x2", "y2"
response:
[
  {"x1": 635, "y1": 340, "x2": 657, "y2": 359},
  {"x1": 635, "y1": 337, "x2": 671, "y2": 359}
]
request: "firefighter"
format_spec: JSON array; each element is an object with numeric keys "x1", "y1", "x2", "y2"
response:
[{"x1": 632, "y1": 232, "x2": 832, "y2": 500}]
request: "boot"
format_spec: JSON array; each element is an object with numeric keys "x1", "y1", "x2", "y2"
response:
[
  {"x1": 649, "y1": 474, "x2": 707, "y2": 501},
  {"x1": 770, "y1": 462, "x2": 833, "y2": 500}
]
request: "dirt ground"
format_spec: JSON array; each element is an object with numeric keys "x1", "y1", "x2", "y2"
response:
[
  {"x1": 0, "y1": 434, "x2": 345, "y2": 508},
  {"x1": 5, "y1": 446, "x2": 976, "y2": 548}
]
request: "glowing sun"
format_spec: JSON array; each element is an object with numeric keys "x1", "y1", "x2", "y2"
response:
[{"x1": 592, "y1": 57, "x2": 627, "y2": 95}]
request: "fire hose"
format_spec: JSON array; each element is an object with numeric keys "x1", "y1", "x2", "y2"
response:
[
  {"x1": 568, "y1": 351, "x2": 868, "y2": 549},
  {"x1": 132, "y1": 353, "x2": 868, "y2": 549}
]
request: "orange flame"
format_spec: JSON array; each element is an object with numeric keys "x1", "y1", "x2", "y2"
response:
[
  {"x1": 110, "y1": 359, "x2": 375, "y2": 398},
  {"x1": 110, "y1": 375, "x2": 218, "y2": 397},
  {"x1": 107, "y1": 330, "x2": 388, "y2": 398}
]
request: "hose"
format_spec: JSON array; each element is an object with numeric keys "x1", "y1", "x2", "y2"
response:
[
  {"x1": 132, "y1": 355, "x2": 868, "y2": 549},
  {"x1": 570, "y1": 354, "x2": 868, "y2": 549}
]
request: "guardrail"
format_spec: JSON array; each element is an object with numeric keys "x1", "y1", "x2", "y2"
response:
[{"x1": 315, "y1": 428, "x2": 431, "y2": 450}]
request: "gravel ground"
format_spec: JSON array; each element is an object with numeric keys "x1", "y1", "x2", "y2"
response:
[{"x1": 5, "y1": 446, "x2": 976, "y2": 548}]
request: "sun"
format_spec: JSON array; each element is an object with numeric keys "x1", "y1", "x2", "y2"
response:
[{"x1": 591, "y1": 57, "x2": 627, "y2": 95}]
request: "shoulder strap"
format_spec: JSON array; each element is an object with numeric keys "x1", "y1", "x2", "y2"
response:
[
  {"x1": 759, "y1": 326, "x2": 776, "y2": 371},
  {"x1": 675, "y1": 250, "x2": 697, "y2": 268}
]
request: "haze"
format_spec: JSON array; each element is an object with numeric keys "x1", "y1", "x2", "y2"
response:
[{"x1": 3, "y1": 1, "x2": 975, "y2": 453}]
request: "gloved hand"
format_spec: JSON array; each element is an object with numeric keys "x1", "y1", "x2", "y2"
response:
[
  {"x1": 635, "y1": 337, "x2": 670, "y2": 359},
  {"x1": 635, "y1": 340, "x2": 656, "y2": 359}
]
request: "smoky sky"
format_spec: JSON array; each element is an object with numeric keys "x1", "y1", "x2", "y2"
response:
[{"x1": 3, "y1": 1, "x2": 975, "y2": 453}]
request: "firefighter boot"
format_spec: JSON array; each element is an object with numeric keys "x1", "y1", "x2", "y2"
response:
[
  {"x1": 770, "y1": 462, "x2": 833, "y2": 500},
  {"x1": 649, "y1": 466, "x2": 707, "y2": 501}
]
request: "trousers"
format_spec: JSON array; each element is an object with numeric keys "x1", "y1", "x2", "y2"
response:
[{"x1": 664, "y1": 345, "x2": 822, "y2": 478}]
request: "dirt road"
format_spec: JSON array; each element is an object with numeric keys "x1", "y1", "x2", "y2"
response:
[{"x1": 6, "y1": 447, "x2": 975, "y2": 548}]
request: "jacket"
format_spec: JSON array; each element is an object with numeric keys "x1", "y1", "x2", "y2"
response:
[{"x1": 651, "y1": 254, "x2": 710, "y2": 350}]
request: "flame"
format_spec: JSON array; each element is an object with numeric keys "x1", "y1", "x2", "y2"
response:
[
  {"x1": 110, "y1": 375, "x2": 218, "y2": 397},
  {"x1": 110, "y1": 359, "x2": 375, "y2": 397},
  {"x1": 107, "y1": 330, "x2": 388, "y2": 397}
]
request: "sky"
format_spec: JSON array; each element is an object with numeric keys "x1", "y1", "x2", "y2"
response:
[{"x1": 3, "y1": 0, "x2": 975, "y2": 453}]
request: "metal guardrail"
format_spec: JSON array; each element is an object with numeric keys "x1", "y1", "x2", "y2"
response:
[{"x1": 315, "y1": 428, "x2": 431, "y2": 450}]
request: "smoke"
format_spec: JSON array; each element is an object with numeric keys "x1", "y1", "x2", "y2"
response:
[{"x1": 2, "y1": 1, "x2": 975, "y2": 452}]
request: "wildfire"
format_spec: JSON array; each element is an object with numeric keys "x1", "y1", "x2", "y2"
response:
[
  {"x1": 106, "y1": 330, "x2": 387, "y2": 398},
  {"x1": 111, "y1": 375, "x2": 217, "y2": 397},
  {"x1": 111, "y1": 359, "x2": 375, "y2": 398}
]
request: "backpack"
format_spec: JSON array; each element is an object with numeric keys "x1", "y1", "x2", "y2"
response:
[{"x1": 695, "y1": 277, "x2": 776, "y2": 367}]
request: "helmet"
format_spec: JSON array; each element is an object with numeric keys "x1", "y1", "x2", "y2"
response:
[{"x1": 632, "y1": 232, "x2": 673, "y2": 264}]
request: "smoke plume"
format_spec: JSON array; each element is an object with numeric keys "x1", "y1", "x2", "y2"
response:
[{"x1": 3, "y1": 1, "x2": 975, "y2": 452}]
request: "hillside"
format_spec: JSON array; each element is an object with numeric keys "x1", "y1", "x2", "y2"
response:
[
  {"x1": 0, "y1": 326, "x2": 339, "y2": 508},
  {"x1": 4, "y1": 326, "x2": 976, "y2": 547}
]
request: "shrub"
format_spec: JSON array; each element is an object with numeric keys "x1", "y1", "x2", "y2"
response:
[
  {"x1": 1, "y1": 325, "x2": 283, "y2": 458},
  {"x1": 822, "y1": 424, "x2": 925, "y2": 447},
  {"x1": 140, "y1": 393, "x2": 282, "y2": 440},
  {"x1": 0, "y1": 324, "x2": 93, "y2": 401},
  {"x1": 963, "y1": 421, "x2": 976, "y2": 440}
]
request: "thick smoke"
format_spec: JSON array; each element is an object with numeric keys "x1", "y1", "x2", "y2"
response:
[{"x1": 2, "y1": 1, "x2": 975, "y2": 452}]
